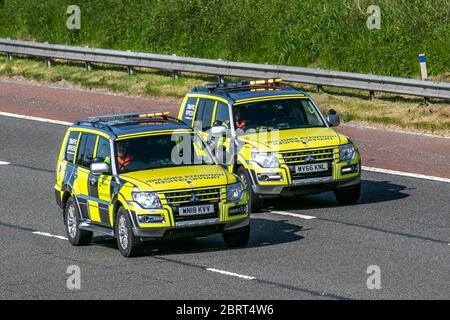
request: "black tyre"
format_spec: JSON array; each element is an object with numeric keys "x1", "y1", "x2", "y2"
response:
[
  {"x1": 115, "y1": 207, "x2": 142, "y2": 258},
  {"x1": 64, "y1": 196, "x2": 92, "y2": 246},
  {"x1": 334, "y1": 182, "x2": 361, "y2": 205},
  {"x1": 237, "y1": 166, "x2": 262, "y2": 213},
  {"x1": 223, "y1": 225, "x2": 250, "y2": 248}
]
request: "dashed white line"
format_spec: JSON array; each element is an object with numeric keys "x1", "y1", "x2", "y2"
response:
[
  {"x1": 362, "y1": 166, "x2": 450, "y2": 184},
  {"x1": 0, "y1": 161, "x2": 10, "y2": 165},
  {"x1": 206, "y1": 268, "x2": 255, "y2": 280},
  {"x1": 270, "y1": 211, "x2": 317, "y2": 220},
  {"x1": 0, "y1": 111, "x2": 71, "y2": 126},
  {"x1": 32, "y1": 231, "x2": 68, "y2": 241}
]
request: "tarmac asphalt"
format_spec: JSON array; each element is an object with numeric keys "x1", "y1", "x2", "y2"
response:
[{"x1": 0, "y1": 115, "x2": 448, "y2": 299}]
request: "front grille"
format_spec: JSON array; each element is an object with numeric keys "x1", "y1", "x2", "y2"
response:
[
  {"x1": 281, "y1": 148, "x2": 334, "y2": 165},
  {"x1": 163, "y1": 188, "x2": 222, "y2": 223},
  {"x1": 163, "y1": 188, "x2": 221, "y2": 205}
]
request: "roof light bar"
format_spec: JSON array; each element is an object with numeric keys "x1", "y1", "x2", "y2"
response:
[
  {"x1": 205, "y1": 78, "x2": 283, "y2": 91},
  {"x1": 249, "y1": 78, "x2": 282, "y2": 85},
  {"x1": 87, "y1": 111, "x2": 171, "y2": 123},
  {"x1": 138, "y1": 111, "x2": 170, "y2": 118}
]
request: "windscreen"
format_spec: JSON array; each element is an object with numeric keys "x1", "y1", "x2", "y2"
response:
[
  {"x1": 232, "y1": 98, "x2": 326, "y2": 132},
  {"x1": 114, "y1": 133, "x2": 214, "y2": 173}
]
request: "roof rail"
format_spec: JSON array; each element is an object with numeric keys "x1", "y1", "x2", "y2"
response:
[
  {"x1": 77, "y1": 111, "x2": 187, "y2": 129},
  {"x1": 87, "y1": 111, "x2": 172, "y2": 123},
  {"x1": 74, "y1": 120, "x2": 114, "y2": 132}
]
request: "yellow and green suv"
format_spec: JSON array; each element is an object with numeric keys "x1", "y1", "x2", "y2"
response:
[
  {"x1": 54, "y1": 112, "x2": 249, "y2": 257},
  {"x1": 178, "y1": 79, "x2": 361, "y2": 212}
]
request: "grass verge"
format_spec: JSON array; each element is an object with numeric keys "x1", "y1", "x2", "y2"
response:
[{"x1": 0, "y1": 56, "x2": 449, "y2": 136}]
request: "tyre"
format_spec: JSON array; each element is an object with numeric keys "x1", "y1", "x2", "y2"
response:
[
  {"x1": 237, "y1": 166, "x2": 262, "y2": 213},
  {"x1": 115, "y1": 207, "x2": 142, "y2": 257},
  {"x1": 64, "y1": 196, "x2": 92, "y2": 246},
  {"x1": 223, "y1": 225, "x2": 250, "y2": 248},
  {"x1": 334, "y1": 182, "x2": 361, "y2": 205}
]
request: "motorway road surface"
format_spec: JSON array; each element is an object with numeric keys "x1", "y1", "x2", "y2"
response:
[{"x1": 0, "y1": 115, "x2": 449, "y2": 299}]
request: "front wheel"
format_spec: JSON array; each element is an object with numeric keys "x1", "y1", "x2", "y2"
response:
[
  {"x1": 334, "y1": 182, "x2": 361, "y2": 205},
  {"x1": 115, "y1": 207, "x2": 142, "y2": 258},
  {"x1": 237, "y1": 167, "x2": 262, "y2": 213},
  {"x1": 65, "y1": 196, "x2": 92, "y2": 246},
  {"x1": 223, "y1": 225, "x2": 250, "y2": 248}
]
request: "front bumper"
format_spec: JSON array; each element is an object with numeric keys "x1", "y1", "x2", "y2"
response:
[
  {"x1": 250, "y1": 156, "x2": 361, "y2": 197},
  {"x1": 253, "y1": 174, "x2": 360, "y2": 197},
  {"x1": 133, "y1": 217, "x2": 250, "y2": 240}
]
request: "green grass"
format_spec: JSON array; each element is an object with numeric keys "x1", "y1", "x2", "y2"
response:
[
  {"x1": 0, "y1": 0, "x2": 449, "y2": 78},
  {"x1": 0, "y1": 56, "x2": 449, "y2": 135}
]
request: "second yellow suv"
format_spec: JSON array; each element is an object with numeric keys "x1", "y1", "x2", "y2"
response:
[
  {"x1": 178, "y1": 79, "x2": 361, "y2": 212},
  {"x1": 54, "y1": 112, "x2": 249, "y2": 257}
]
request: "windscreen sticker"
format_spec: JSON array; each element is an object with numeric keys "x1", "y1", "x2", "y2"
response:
[
  {"x1": 147, "y1": 173, "x2": 224, "y2": 185},
  {"x1": 183, "y1": 103, "x2": 196, "y2": 121},
  {"x1": 66, "y1": 137, "x2": 78, "y2": 155}
]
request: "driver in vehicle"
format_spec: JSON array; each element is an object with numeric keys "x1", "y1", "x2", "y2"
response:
[
  {"x1": 223, "y1": 110, "x2": 247, "y2": 130},
  {"x1": 116, "y1": 142, "x2": 133, "y2": 171},
  {"x1": 234, "y1": 110, "x2": 247, "y2": 130}
]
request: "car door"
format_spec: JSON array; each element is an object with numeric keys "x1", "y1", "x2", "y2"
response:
[
  {"x1": 88, "y1": 136, "x2": 114, "y2": 226},
  {"x1": 55, "y1": 130, "x2": 80, "y2": 208},
  {"x1": 72, "y1": 133, "x2": 94, "y2": 220}
]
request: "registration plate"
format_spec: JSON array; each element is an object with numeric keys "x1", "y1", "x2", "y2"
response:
[
  {"x1": 295, "y1": 162, "x2": 328, "y2": 174},
  {"x1": 179, "y1": 204, "x2": 215, "y2": 216}
]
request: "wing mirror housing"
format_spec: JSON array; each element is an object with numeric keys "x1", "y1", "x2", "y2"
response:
[
  {"x1": 90, "y1": 162, "x2": 110, "y2": 175},
  {"x1": 326, "y1": 109, "x2": 340, "y2": 127},
  {"x1": 211, "y1": 124, "x2": 227, "y2": 138}
]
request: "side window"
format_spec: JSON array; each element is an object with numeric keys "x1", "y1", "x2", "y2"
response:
[
  {"x1": 194, "y1": 99, "x2": 215, "y2": 131},
  {"x1": 75, "y1": 133, "x2": 97, "y2": 168},
  {"x1": 83, "y1": 134, "x2": 97, "y2": 168},
  {"x1": 75, "y1": 134, "x2": 88, "y2": 166},
  {"x1": 181, "y1": 97, "x2": 198, "y2": 125},
  {"x1": 95, "y1": 137, "x2": 111, "y2": 164},
  {"x1": 64, "y1": 131, "x2": 80, "y2": 162},
  {"x1": 214, "y1": 102, "x2": 230, "y2": 125}
]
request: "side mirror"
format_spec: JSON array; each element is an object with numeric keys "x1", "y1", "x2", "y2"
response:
[
  {"x1": 326, "y1": 109, "x2": 340, "y2": 127},
  {"x1": 90, "y1": 162, "x2": 109, "y2": 175},
  {"x1": 215, "y1": 149, "x2": 230, "y2": 166},
  {"x1": 211, "y1": 125, "x2": 227, "y2": 138}
]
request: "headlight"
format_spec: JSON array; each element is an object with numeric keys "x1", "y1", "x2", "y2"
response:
[
  {"x1": 132, "y1": 192, "x2": 162, "y2": 209},
  {"x1": 227, "y1": 182, "x2": 245, "y2": 202},
  {"x1": 339, "y1": 143, "x2": 356, "y2": 162},
  {"x1": 251, "y1": 152, "x2": 280, "y2": 168}
]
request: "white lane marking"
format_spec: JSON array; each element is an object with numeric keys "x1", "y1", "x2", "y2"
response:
[
  {"x1": 344, "y1": 123, "x2": 450, "y2": 140},
  {"x1": 0, "y1": 161, "x2": 10, "y2": 165},
  {"x1": 362, "y1": 166, "x2": 450, "y2": 184},
  {"x1": 32, "y1": 231, "x2": 68, "y2": 241},
  {"x1": 270, "y1": 211, "x2": 317, "y2": 220},
  {"x1": 206, "y1": 268, "x2": 255, "y2": 280},
  {"x1": 0, "y1": 111, "x2": 71, "y2": 126}
]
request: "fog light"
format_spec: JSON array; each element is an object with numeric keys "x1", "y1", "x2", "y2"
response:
[
  {"x1": 138, "y1": 214, "x2": 164, "y2": 223},
  {"x1": 257, "y1": 172, "x2": 282, "y2": 181},
  {"x1": 229, "y1": 205, "x2": 248, "y2": 216},
  {"x1": 341, "y1": 164, "x2": 359, "y2": 175}
]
